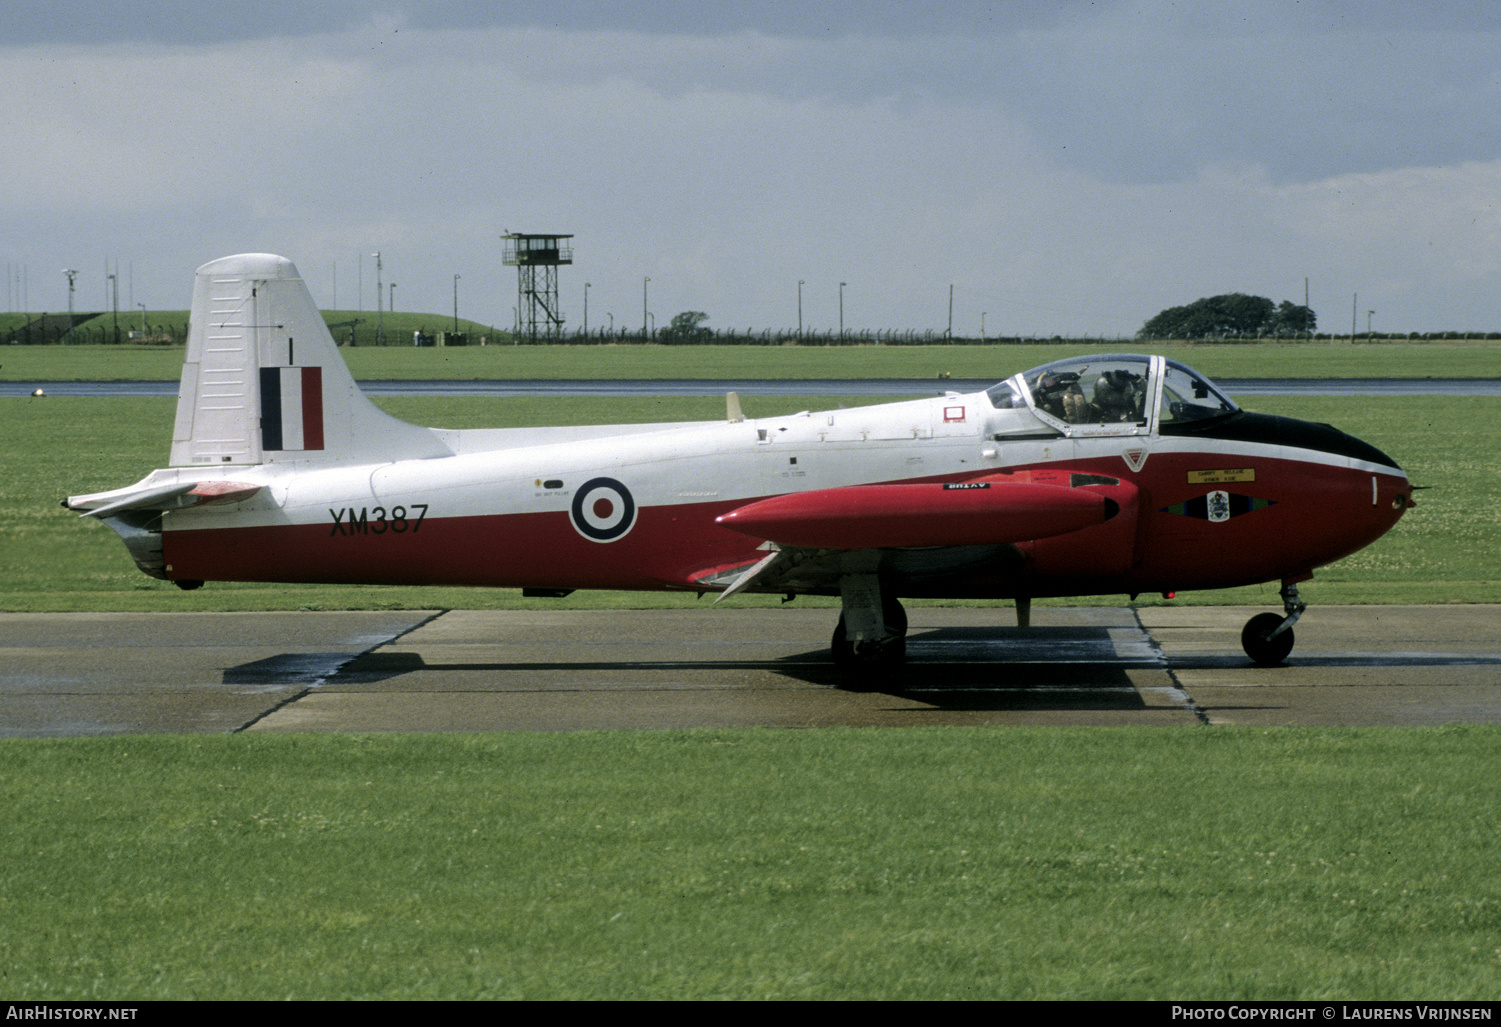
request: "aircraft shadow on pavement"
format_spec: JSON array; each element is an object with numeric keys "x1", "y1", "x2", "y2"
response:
[
  {"x1": 222, "y1": 652, "x2": 366, "y2": 686},
  {"x1": 838, "y1": 626, "x2": 1158, "y2": 709},
  {"x1": 218, "y1": 636, "x2": 1497, "y2": 703}
]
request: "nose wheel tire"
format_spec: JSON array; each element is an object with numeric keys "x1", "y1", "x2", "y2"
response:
[{"x1": 1241, "y1": 612, "x2": 1295, "y2": 665}]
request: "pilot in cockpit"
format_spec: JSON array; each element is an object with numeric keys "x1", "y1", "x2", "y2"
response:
[
  {"x1": 1034, "y1": 371, "x2": 1090, "y2": 423},
  {"x1": 1090, "y1": 369, "x2": 1146, "y2": 422}
]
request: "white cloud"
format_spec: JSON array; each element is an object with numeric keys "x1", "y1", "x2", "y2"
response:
[{"x1": 3, "y1": 11, "x2": 1499, "y2": 336}]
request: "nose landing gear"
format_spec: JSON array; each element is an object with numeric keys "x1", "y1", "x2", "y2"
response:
[{"x1": 1241, "y1": 579, "x2": 1307, "y2": 665}]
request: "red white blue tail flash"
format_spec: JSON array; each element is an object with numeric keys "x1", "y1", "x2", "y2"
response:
[{"x1": 259, "y1": 366, "x2": 325, "y2": 451}]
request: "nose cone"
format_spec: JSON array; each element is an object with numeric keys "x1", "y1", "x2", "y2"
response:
[
  {"x1": 1301, "y1": 420, "x2": 1412, "y2": 558},
  {"x1": 1302, "y1": 418, "x2": 1411, "y2": 533},
  {"x1": 1177, "y1": 409, "x2": 1411, "y2": 566}
]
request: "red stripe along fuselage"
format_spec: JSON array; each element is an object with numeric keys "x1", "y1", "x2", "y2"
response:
[{"x1": 160, "y1": 444, "x2": 1407, "y2": 601}]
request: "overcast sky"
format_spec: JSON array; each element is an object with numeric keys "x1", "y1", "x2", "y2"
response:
[{"x1": 4, "y1": 1, "x2": 1499, "y2": 338}]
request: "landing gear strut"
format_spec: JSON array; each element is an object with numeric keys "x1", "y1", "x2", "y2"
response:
[
  {"x1": 1241, "y1": 580, "x2": 1307, "y2": 665},
  {"x1": 831, "y1": 574, "x2": 907, "y2": 682}
]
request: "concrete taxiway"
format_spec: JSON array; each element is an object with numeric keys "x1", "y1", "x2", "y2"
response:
[{"x1": 3, "y1": 605, "x2": 1497, "y2": 737}]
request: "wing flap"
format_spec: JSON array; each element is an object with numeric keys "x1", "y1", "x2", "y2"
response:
[{"x1": 715, "y1": 480, "x2": 1116, "y2": 549}]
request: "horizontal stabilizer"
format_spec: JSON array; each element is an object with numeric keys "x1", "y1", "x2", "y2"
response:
[
  {"x1": 715, "y1": 481, "x2": 1116, "y2": 549},
  {"x1": 68, "y1": 480, "x2": 262, "y2": 519}
]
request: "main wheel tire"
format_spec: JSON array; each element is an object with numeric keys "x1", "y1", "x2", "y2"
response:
[
  {"x1": 832, "y1": 615, "x2": 855, "y2": 669},
  {"x1": 883, "y1": 595, "x2": 908, "y2": 638},
  {"x1": 831, "y1": 613, "x2": 906, "y2": 687},
  {"x1": 1241, "y1": 612, "x2": 1295, "y2": 665}
]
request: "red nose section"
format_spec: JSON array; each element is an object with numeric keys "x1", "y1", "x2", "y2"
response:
[{"x1": 716, "y1": 481, "x2": 1116, "y2": 549}]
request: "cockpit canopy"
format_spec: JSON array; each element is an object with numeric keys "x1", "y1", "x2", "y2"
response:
[{"x1": 987, "y1": 354, "x2": 1237, "y2": 437}]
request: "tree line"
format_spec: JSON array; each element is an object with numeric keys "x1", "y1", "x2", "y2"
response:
[{"x1": 1138, "y1": 293, "x2": 1316, "y2": 339}]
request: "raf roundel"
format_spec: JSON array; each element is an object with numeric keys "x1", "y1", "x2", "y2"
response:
[{"x1": 570, "y1": 477, "x2": 637, "y2": 542}]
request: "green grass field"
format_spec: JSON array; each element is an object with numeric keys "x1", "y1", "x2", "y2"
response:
[
  {"x1": 5, "y1": 339, "x2": 1501, "y2": 382},
  {"x1": 2, "y1": 728, "x2": 1497, "y2": 1000}
]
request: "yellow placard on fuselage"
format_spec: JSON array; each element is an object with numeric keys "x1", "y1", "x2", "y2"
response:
[{"x1": 1187, "y1": 468, "x2": 1256, "y2": 485}]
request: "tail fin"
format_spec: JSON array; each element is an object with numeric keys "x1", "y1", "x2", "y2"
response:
[{"x1": 170, "y1": 253, "x2": 446, "y2": 468}]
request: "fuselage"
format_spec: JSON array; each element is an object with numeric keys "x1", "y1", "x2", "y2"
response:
[{"x1": 152, "y1": 357, "x2": 1410, "y2": 602}]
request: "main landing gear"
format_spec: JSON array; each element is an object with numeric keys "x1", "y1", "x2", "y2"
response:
[
  {"x1": 831, "y1": 574, "x2": 908, "y2": 684},
  {"x1": 1240, "y1": 580, "x2": 1307, "y2": 665}
]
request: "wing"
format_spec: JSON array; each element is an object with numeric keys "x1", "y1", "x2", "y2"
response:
[{"x1": 701, "y1": 477, "x2": 1128, "y2": 599}]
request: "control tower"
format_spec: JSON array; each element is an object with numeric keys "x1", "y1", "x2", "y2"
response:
[{"x1": 502, "y1": 233, "x2": 573, "y2": 341}]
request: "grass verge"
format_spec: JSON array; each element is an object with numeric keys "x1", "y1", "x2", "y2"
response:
[{"x1": 2, "y1": 727, "x2": 1497, "y2": 1000}]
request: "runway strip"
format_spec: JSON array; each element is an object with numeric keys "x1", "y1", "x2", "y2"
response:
[{"x1": 4, "y1": 606, "x2": 1498, "y2": 736}]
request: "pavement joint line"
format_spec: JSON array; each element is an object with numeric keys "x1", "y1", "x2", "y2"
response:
[
  {"x1": 1130, "y1": 606, "x2": 1210, "y2": 726},
  {"x1": 232, "y1": 609, "x2": 452, "y2": 733}
]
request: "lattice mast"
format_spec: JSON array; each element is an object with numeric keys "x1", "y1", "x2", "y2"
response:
[{"x1": 502, "y1": 233, "x2": 573, "y2": 341}]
